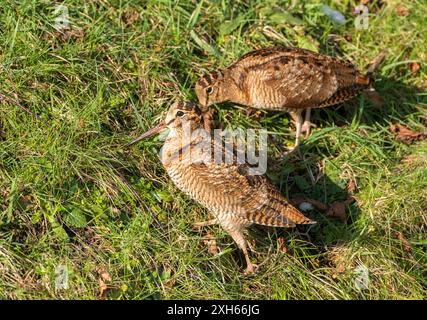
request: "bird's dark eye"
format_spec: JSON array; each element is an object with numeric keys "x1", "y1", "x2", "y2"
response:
[
  {"x1": 176, "y1": 110, "x2": 185, "y2": 117},
  {"x1": 206, "y1": 87, "x2": 214, "y2": 95}
]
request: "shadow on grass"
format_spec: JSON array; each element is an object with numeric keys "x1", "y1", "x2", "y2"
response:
[
  {"x1": 235, "y1": 153, "x2": 360, "y2": 270},
  {"x1": 235, "y1": 78, "x2": 425, "y2": 270},
  {"x1": 314, "y1": 79, "x2": 425, "y2": 129}
]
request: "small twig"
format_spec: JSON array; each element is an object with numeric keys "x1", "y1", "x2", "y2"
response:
[
  {"x1": 0, "y1": 92, "x2": 38, "y2": 117},
  {"x1": 367, "y1": 51, "x2": 387, "y2": 75}
]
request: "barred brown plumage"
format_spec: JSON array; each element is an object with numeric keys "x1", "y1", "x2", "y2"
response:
[
  {"x1": 195, "y1": 46, "x2": 370, "y2": 152},
  {"x1": 127, "y1": 101, "x2": 315, "y2": 273}
]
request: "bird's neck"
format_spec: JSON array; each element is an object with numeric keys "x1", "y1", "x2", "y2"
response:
[
  {"x1": 161, "y1": 124, "x2": 211, "y2": 167},
  {"x1": 221, "y1": 70, "x2": 249, "y2": 106}
]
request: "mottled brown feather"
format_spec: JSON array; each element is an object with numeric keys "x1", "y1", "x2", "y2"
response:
[
  {"x1": 151, "y1": 101, "x2": 315, "y2": 272},
  {"x1": 187, "y1": 163, "x2": 313, "y2": 227},
  {"x1": 195, "y1": 46, "x2": 369, "y2": 111}
]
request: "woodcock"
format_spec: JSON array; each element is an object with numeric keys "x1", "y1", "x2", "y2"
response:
[
  {"x1": 127, "y1": 101, "x2": 315, "y2": 273},
  {"x1": 195, "y1": 46, "x2": 370, "y2": 152}
]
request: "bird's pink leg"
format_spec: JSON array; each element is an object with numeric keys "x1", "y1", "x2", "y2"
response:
[
  {"x1": 193, "y1": 218, "x2": 217, "y2": 230},
  {"x1": 225, "y1": 227, "x2": 256, "y2": 274},
  {"x1": 301, "y1": 108, "x2": 317, "y2": 137},
  {"x1": 294, "y1": 110, "x2": 303, "y2": 148},
  {"x1": 281, "y1": 110, "x2": 303, "y2": 157}
]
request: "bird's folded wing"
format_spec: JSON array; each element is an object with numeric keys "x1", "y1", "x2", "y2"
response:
[
  {"x1": 258, "y1": 56, "x2": 339, "y2": 108},
  {"x1": 189, "y1": 162, "x2": 314, "y2": 227}
]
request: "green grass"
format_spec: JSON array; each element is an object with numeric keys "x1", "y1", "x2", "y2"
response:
[{"x1": 0, "y1": 0, "x2": 426, "y2": 299}]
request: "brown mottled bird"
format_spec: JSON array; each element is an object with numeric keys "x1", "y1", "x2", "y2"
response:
[
  {"x1": 195, "y1": 46, "x2": 370, "y2": 151},
  {"x1": 127, "y1": 101, "x2": 315, "y2": 273}
]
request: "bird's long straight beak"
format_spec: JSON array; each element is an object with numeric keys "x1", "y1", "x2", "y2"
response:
[{"x1": 125, "y1": 121, "x2": 167, "y2": 147}]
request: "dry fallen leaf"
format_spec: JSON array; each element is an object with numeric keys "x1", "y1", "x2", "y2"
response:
[
  {"x1": 332, "y1": 263, "x2": 346, "y2": 279},
  {"x1": 246, "y1": 107, "x2": 263, "y2": 120},
  {"x1": 390, "y1": 123, "x2": 425, "y2": 144},
  {"x1": 326, "y1": 198, "x2": 355, "y2": 222},
  {"x1": 395, "y1": 232, "x2": 412, "y2": 254},
  {"x1": 347, "y1": 178, "x2": 358, "y2": 194},
  {"x1": 18, "y1": 195, "x2": 34, "y2": 209},
  {"x1": 367, "y1": 51, "x2": 387, "y2": 75},
  {"x1": 55, "y1": 28, "x2": 85, "y2": 42},
  {"x1": 202, "y1": 232, "x2": 219, "y2": 256},
  {"x1": 396, "y1": 5, "x2": 410, "y2": 16},
  {"x1": 277, "y1": 237, "x2": 288, "y2": 253},
  {"x1": 98, "y1": 278, "x2": 107, "y2": 298},
  {"x1": 336, "y1": 264, "x2": 346, "y2": 274},
  {"x1": 122, "y1": 9, "x2": 140, "y2": 26},
  {"x1": 100, "y1": 270, "x2": 112, "y2": 282},
  {"x1": 292, "y1": 196, "x2": 357, "y2": 223},
  {"x1": 409, "y1": 62, "x2": 421, "y2": 75},
  {"x1": 364, "y1": 90, "x2": 383, "y2": 108},
  {"x1": 344, "y1": 34, "x2": 353, "y2": 42},
  {"x1": 290, "y1": 196, "x2": 328, "y2": 212},
  {"x1": 97, "y1": 267, "x2": 112, "y2": 298}
]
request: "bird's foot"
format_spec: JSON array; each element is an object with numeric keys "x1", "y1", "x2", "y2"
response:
[
  {"x1": 246, "y1": 107, "x2": 262, "y2": 119},
  {"x1": 301, "y1": 121, "x2": 317, "y2": 137},
  {"x1": 243, "y1": 250, "x2": 258, "y2": 275},
  {"x1": 244, "y1": 262, "x2": 258, "y2": 275},
  {"x1": 192, "y1": 219, "x2": 217, "y2": 231},
  {"x1": 279, "y1": 145, "x2": 302, "y2": 159}
]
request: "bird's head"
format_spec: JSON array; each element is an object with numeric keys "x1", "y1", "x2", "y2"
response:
[
  {"x1": 195, "y1": 69, "x2": 228, "y2": 109},
  {"x1": 126, "y1": 101, "x2": 203, "y2": 146}
]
